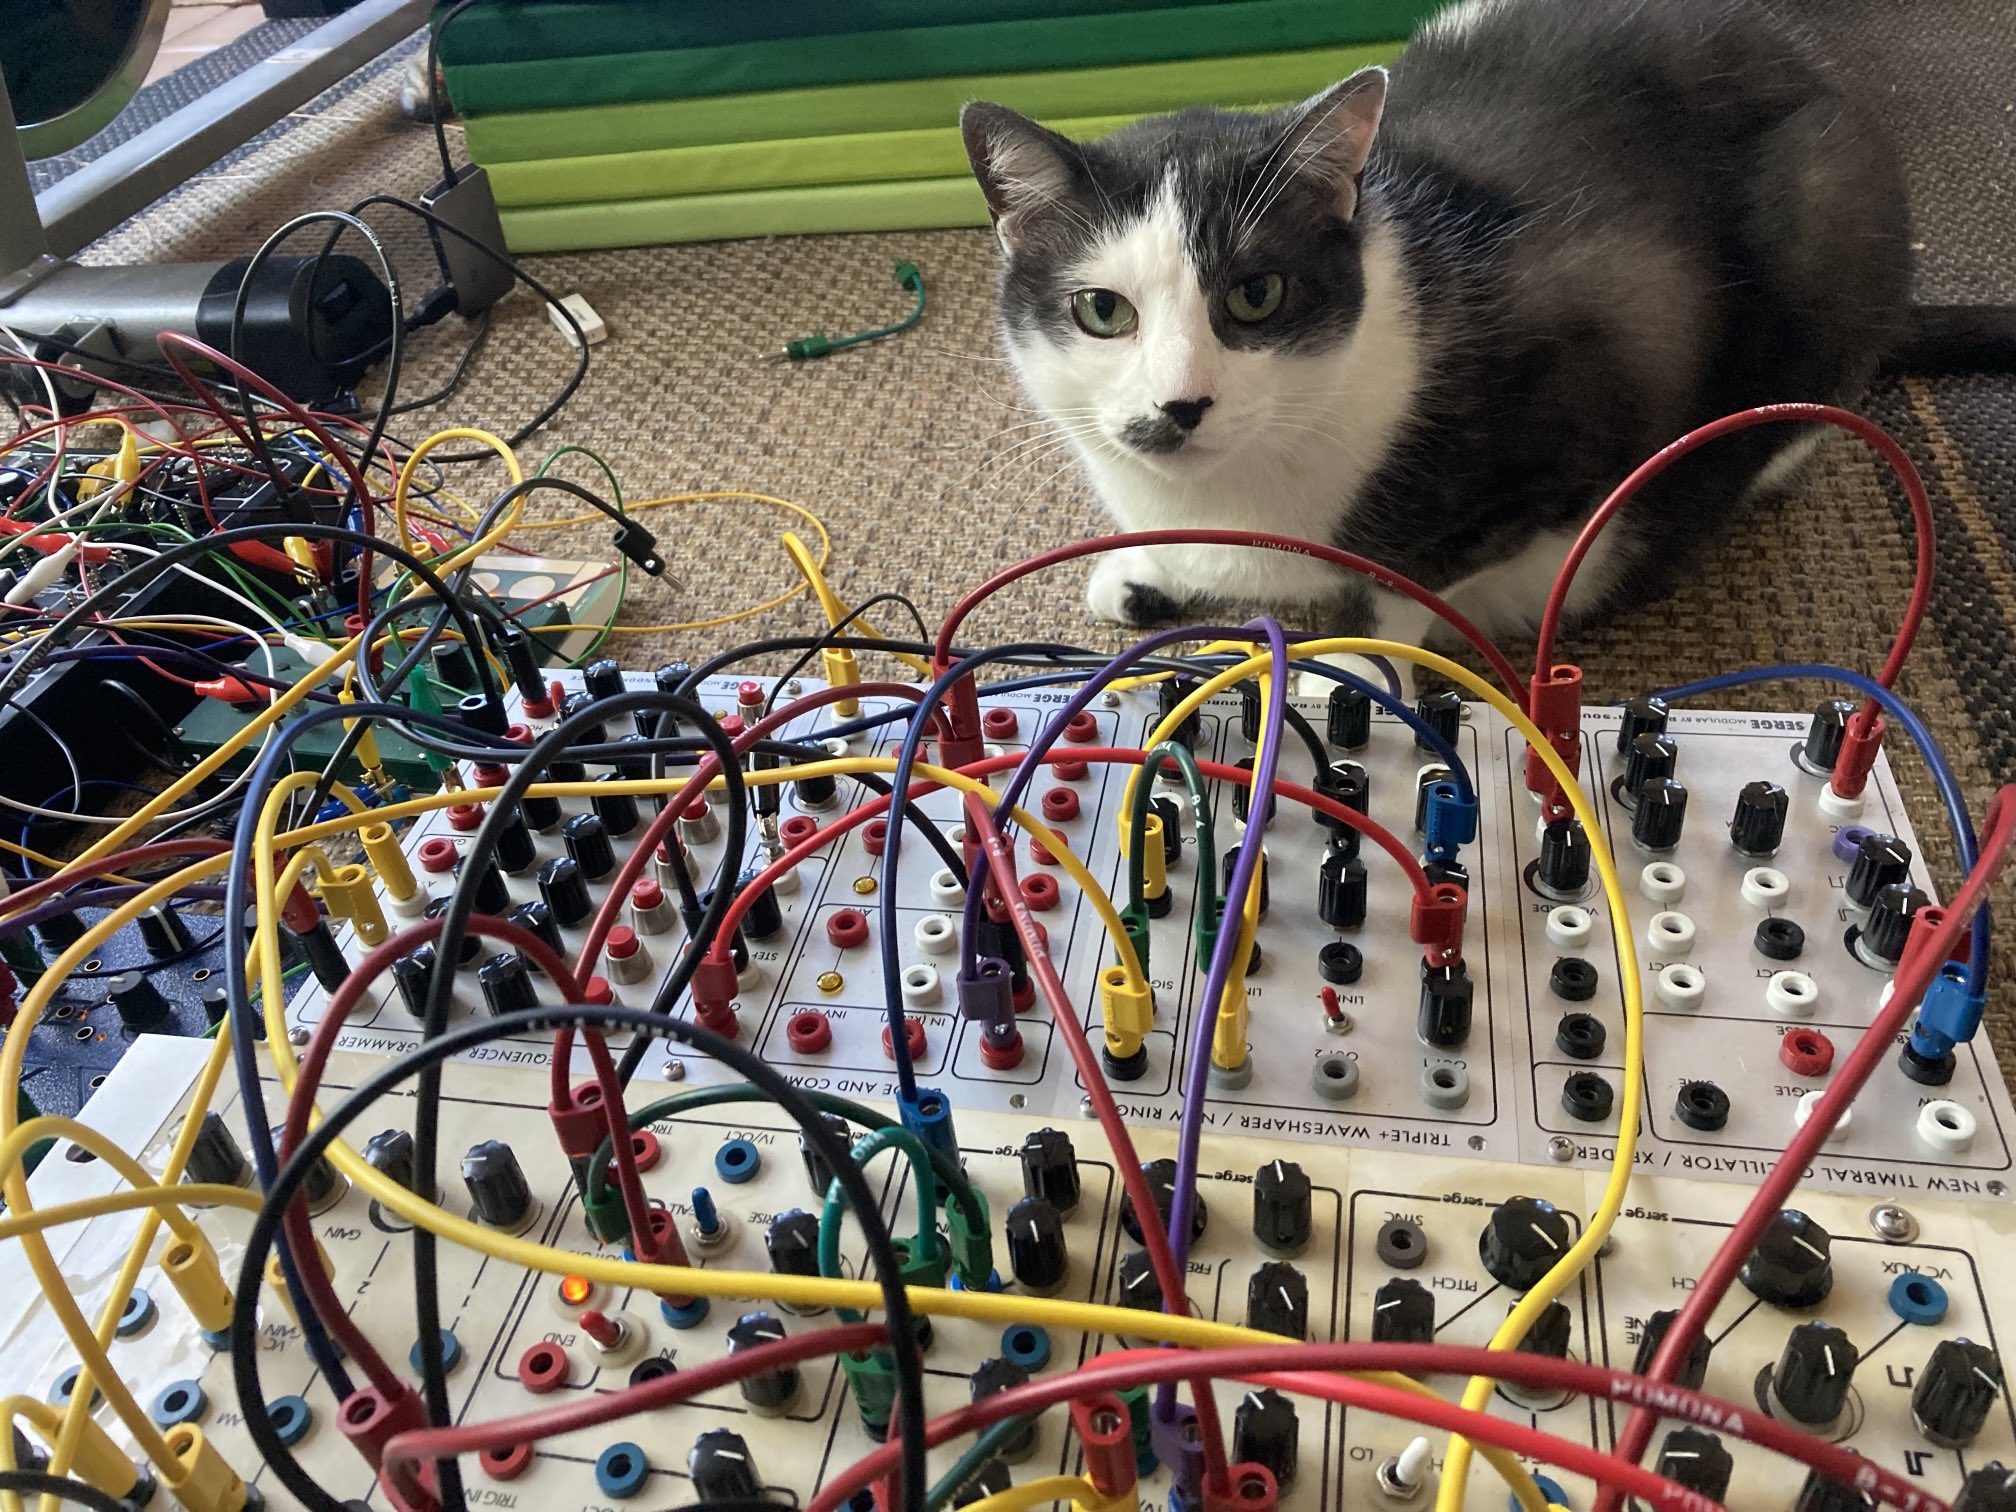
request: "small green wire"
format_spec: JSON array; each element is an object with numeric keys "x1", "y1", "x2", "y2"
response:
[
  {"x1": 536, "y1": 443, "x2": 625, "y2": 512},
  {"x1": 1124, "y1": 740, "x2": 1218, "y2": 917},
  {"x1": 924, "y1": 1416, "x2": 1041, "y2": 1512},
  {"x1": 772, "y1": 261, "x2": 926, "y2": 362},
  {"x1": 820, "y1": 1125, "x2": 940, "y2": 1324}
]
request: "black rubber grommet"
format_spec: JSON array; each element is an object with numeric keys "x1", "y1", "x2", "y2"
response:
[
  {"x1": 1898, "y1": 1043, "x2": 1957, "y2": 1087},
  {"x1": 1376, "y1": 1218, "x2": 1428, "y2": 1270},
  {"x1": 1755, "y1": 917, "x2": 1806, "y2": 961},
  {"x1": 1555, "y1": 1012, "x2": 1607, "y2": 1060},
  {"x1": 1103, "y1": 1043, "x2": 1150, "y2": 1082},
  {"x1": 1549, "y1": 957, "x2": 1599, "y2": 1002},
  {"x1": 1675, "y1": 1080, "x2": 1730, "y2": 1132},
  {"x1": 1146, "y1": 889, "x2": 1174, "y2": 919},
  {"x1": 1562, "y1": 1071, "x2": 1615, "y2": 1123},
  {"x1": 1317, "y1": 941, "x2": 1363, "y2": 985}
]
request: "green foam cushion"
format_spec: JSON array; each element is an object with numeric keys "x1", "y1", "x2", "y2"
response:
[
  {"x1": 497, "y1": 178, "x2": 992, "y2": 253},
  {"x1": 464, "y1": 41, "x2": 1403, "y2": 162},
  {"x1": 485, "y1": 113, "x2": 1151, "y2": 206},
  {"x1": 432, "y1": 0, "x2": 1202, "y2": 65},
  {"x1": 442, "y1": 0, "x2": 1420, "y2": 114}
]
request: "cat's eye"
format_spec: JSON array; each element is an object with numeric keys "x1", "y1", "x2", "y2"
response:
[
  {"x1": 1071, "y1": 288, "x2": 1137, "y2": 338},
  {"x1": 1226, "y1": 274, "x2": 1285, "y2": 323}
]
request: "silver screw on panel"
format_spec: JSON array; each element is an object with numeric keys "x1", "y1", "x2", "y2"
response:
[
  {"x1": 1868, "y1": 1203, "x2": 1918, "y2": 1244},
  {"x1": 1547, "y1": 1136, "x2": 1575, "y2": 1163}
]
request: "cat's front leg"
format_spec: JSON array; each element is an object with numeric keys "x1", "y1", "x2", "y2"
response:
[
  {"x1": 1085, "y1": 545, "x2": 1188, "y2": 627},
  {"x1": 1292, "y1": 585, "x2": 1434, "y2": 700}
]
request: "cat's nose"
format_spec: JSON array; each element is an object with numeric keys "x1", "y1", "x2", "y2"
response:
[{"x1": 1158, "y1": 397, "x2": 1214, "y2": 431}]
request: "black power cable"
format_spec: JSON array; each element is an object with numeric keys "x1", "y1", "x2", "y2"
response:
[{"x1": 0, "y1": 1469, "x2": 138, "y2": 1512}]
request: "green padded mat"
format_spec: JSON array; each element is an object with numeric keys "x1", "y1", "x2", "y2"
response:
[
  {"x1": 488, "y1": 113, "x2": 1150, "y2": 207},
  {"x1": 442, "y1": 0, "x2": 1426, "y2": 113},
  {"x1": 498, "y1": 177, "x2": 989, "y2": 252},
  {"x1": 433, "y1": 0, "x2": 1428, "y2": 65},
  {"x1": 465, "y1": 42, "x2": 1402, "y2": 162}
]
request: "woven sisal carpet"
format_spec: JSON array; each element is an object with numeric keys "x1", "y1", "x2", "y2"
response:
[{"x1": 73, "y1": 2, "x2": 2016, "y2": 1056}]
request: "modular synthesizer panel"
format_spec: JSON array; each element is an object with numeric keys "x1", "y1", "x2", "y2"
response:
[
  {"x1": 10, "y1": 1038, "x2": 2014, "y2": 1512},
  {"x1": 284, "y1": 672, "x2": 2016, "y2": 1200}
]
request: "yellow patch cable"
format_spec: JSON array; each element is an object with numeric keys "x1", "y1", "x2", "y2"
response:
[{"x1": 390, "y1": 427, "x2": 522, "y2": 559}]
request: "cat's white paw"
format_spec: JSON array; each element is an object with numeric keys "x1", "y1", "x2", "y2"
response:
[
  {"x1": 1086, "y1": 548, "x2": 1184, "y2": 627},
  {"x1": 1296, "y1": 652, "x2": 1412, "y2": 702}
]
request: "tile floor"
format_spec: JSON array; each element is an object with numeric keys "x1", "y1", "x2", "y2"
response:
[{"x1": 144, "y1": 0, "x2": 269, "y2": 85}]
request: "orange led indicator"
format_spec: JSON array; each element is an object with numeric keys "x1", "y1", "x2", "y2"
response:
[{"x1": 558, "y1": 1275, "x2": 594, "y2": 1307}]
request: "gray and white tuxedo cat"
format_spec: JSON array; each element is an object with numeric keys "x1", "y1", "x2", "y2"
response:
[{"x1": 961, "y1": 0, "x2": 2005, "y2": 649}]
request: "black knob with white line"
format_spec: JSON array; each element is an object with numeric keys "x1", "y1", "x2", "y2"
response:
[
  {"x1": 1730, "y1": 779, "x2": 1790, "y2": 857},
  {"x1": 1953, "y1": 1465, "x2": 2016, "y2": 1512},
  {"x1": 1115, "y1": 1248, "x2": 1163, "y2": 1314},
  {"x1": 562, "y1": 814, "x2": 615, "y2": 882},
  {"x1": 1252, "y1": 1159, "x2": 1312, "y2": 1256},
  {"x1": 186, "y1": 1112, "x2": 250, "y2": 1188},
  {"x1": 108, "y1": 970, "x2": 171, "y2": 1030},
  {"x1": 1418, "y1": 962, "x2": 1473, "y2": 1048},
  {"x1": 1740, "y1": 1210, "x2": 1834, "y2": 1308},
  {"x1": 477, "y1": 952, "x2": 536, "y2": 1017},
  {"x1": 1479, "y1": 1197, "x2": 1572, "y2": 1292},
  {"x1": 1317, "y1": 843, "x2": 1367, "y2": 929},
  {"x1": 1234, "y1": 1388, "x2": 1300, "y2": 1490},
  {"x1": 1912, "y1": 1338, "x2": 2004, "y2": 1448},
  {"x1": 1794, "y1": 1470, "x2": 1874, "y2": 1512},
  {"x1": 688, "y1": 1429, "x2": 763, "y2": 1502},
  {"x1": 1314, "y1": 761, "x2": 1368, "y2": 852},
  {"x1": 1623, "y1": 732, "x2": 1678, "y2": 803},
  {"x1": 1536, "y1": 817, "x2": 1591, "y2": 896},
  {"x1": 1859, "y1": 881, "x2": 1927, "y2": 967},
  {"x1": 1631, "y1": 776, "x2": 1688, "y2": 851},
  {"x1": 537, "y1": 857, "x2": 591, "y2": 927},
  {"x1": 727, "y1": 1312, "x2": 799, "y2": 1412},
  {"x1": 1327, "y1": 686, "x2": 1371, "y2": 750},
  {"x1": 1514, "y1": 1300, "x2": 1573, "y2": 1360},
  {"x1": 765, "y1": 1210, "x2": 822, "y2": 1281},
  {"x1": 1005, "y1": 1196, "x2": 1069, "y2": 1294},
  {"x1": 1655, "y1": 1428, "x2": 1732, "y2": 1502},
  {"x1": 1633, "y1": 1309, "x2": 1712, "y2": 1390},
  {"x1": 1371, "y1": 1278, "x2": 1435, "y2": 1345},
  {"x1": 461, "y1": 1140, "x2": 533, "y2": 1229},
  {"x1": 1244, "y1": 1261, "x2": 1308, "y2": 1340},
  {"x1": 968, "y1": 1358, "x2": 1036, "y2": 1461},
  {"x1": 1801, "y1": 699, "x2": 1857, "y2": 774},
  {"x1": 1770, "y1": 1321, "x2": 1859, "y2": 1426},
  {"x1": 1416, "y1": 689, "x2": 1461, "y2": 749},
  {"x1": 1019, "y1": 1128, "x2": 1081, "y2": 1214},
  {"x1": 1119, "y1": 1158, "x2": 1205, "y2": 1245},
  {"x1": 1617, "y1": 694, "x2": 1669, "y2": 755},
  {"x1": 1846, "y1": 833, "x2": 1913, "y2": 907}
]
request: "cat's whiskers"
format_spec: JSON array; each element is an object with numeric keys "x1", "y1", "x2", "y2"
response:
[
  {"x1": 955, "y1": 417, "x2": 1108, "y2": 490},
  {"x1": 942, "y1": 413, "x2": 1104, "y2": 458}
]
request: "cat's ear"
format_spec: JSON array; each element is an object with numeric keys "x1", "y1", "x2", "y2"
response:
[
  {"x1": 1288, "y1": 68, "x2": 1389, "y2": 219},
  {"x1": 961, "y1": 102, "x2": 1085, "y2": 254}
]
